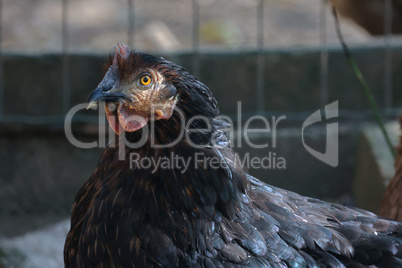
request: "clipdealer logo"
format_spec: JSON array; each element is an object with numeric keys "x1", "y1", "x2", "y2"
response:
[
  {"x1": 64, "y1": 101, "x2": 339, "y2": 169},
  {"x1": 302, "y1": 101, "x2": 339, "y2": 167}
]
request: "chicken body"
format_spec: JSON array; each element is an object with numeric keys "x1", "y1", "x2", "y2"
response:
[{"x1": 65, "y1": 45, "x2": 402, "y2": 267}]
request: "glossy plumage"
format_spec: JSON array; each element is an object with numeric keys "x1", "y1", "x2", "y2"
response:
[{"x1": 65, "y1": 46, "x2": 402, "y2": 267}]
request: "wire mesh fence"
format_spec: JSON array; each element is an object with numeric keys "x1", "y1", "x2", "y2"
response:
[
  {"x1": 1, "y1": 0, "x2": 402, "y2": 124},
  {"x1": 3, "y1": 0, "x2": 402, "y2": 50}
]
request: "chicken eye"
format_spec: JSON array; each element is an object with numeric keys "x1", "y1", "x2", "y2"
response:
[{"x1": 139, "y1": 75, "x2": 152, "y2": 86}]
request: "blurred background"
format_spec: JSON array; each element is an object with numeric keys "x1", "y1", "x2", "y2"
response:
[{"x1": 1, "y1": 0, "x2": 402, "y2": 267}]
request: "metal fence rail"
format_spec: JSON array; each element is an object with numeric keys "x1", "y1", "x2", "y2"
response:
[
  {"x1": 384, "y1": 0, "x2": 393, "y2": 108},
  {"x1": 0, "y1": 0, "x2": 3, "y2": 121}
]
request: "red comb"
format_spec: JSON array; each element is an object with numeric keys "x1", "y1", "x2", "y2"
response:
[{"x1": 113, "y1": 43, "x2": 130, "y2": 63}]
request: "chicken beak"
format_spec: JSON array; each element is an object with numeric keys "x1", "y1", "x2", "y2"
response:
[
  {"x1": 87, "y1": 87, "x2": 105, "y2": 110},
  {"x1": 86, "y1": 87, "x2": 131, "y2": 110},
  {"x1": 87, "y1": 101, "x2": 98, "y2": 110}
]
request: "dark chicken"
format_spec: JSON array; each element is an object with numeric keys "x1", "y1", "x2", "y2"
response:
[{"x1": 65, "y1": 44, "x2": 402, "y2": 267}]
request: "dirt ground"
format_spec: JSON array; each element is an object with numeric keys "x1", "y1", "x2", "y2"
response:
[{"x1": 0, "y1": 219, "x2": 69, "y2": 268}]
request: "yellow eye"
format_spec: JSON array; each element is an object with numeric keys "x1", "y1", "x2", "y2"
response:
[{"x1": 140, "y1": 75, "x2": 152, "y2": 86}]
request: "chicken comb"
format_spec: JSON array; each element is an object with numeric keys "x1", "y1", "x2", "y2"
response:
[
  {"x1": 107, "y1": 43, "x2": 134, "y2": 81},
  {"x1": 113, "y1": 43, "x2": 131, "y2": 64}
]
